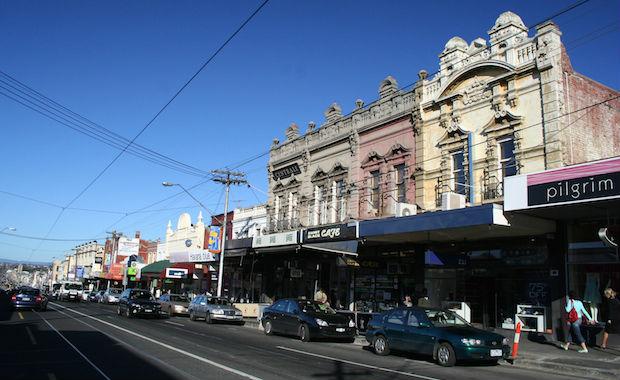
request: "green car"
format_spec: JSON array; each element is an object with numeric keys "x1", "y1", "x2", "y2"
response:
[{"x1": 366, "y1": 307, "x2": 510, "y2": 366}]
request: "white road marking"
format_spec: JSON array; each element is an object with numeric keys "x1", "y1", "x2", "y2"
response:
[
  {"x1": 36, "y1": 311, "x2": 112, "y2": 380},
  {"x1": 164, "y1": 320, "x2": 185, "y2": 327},
  {"x1": 276, "y1": 346, "x2": 442, "y2": 380},
  {"x1": 46, "y1": 373, "x2": 57, "y2": 380},
  {"x1": 51, "y1": 302, "x2": 262, "y2": 380},
  {"x1": 25, "y1": 326, "x2": 37, "y2": 345}
]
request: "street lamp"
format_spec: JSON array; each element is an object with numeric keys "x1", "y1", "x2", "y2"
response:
[{"x1": 1, "y1": 227, "x2": 17, "y2": 233}]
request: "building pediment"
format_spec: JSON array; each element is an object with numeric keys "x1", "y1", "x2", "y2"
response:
[
  {"x1": 481, "y1": 110, "x2": 523, "y2": 135},
  {"x1": 437, "y1": 124, "x2": 468, "y2": 147},
  {"x1": 436, "y1": 61, "x2": 515, "y2": 101},
  {"x1": 385, "y1": 143, "x2": 411, "y2": 159},
  {"x1": 361, "y1": 150, "x2": 384, "y2": 165}
]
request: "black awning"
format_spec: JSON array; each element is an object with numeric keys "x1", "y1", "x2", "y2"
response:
[
  {"x1": 301, "y1": 240, "x2": 358, "y2": 256},
  {"x1": 224, "y1": 248, "x2": 249, "y2": 258},
  {"x1": 253, "y1": 245, "x2": 300, "y2": 255},
  {"x1": 227, "y1": 237, "x2": 253, "y2": 250}
]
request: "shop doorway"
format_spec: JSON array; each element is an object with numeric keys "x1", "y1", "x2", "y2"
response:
[{"x1": 465, "y1": 276, "x2": 497, "y2": 328}]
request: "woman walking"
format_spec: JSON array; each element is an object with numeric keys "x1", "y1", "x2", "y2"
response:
[
  {"x1": 561, "y1": 291, "x2": 595, "y2": 353},
  {"x1": 601, "y1": 288, "x2": 619, "y2": 349}
]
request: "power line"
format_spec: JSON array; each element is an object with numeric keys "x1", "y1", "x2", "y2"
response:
[{"x1": 0, "y1": 231, "x2": 106, "y2": 242}]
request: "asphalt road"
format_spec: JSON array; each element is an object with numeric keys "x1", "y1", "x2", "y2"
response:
[{"x1": 0, "y1": 300, "x2": 592, "y2": 380}]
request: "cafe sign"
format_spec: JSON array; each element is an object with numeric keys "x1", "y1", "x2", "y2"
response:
[
  {"x1": 505, "y1": 157, "x2": 620, "y2": 211},
  {"x1": 302, "y1": 223, "x2": 357, "y2": 243}
]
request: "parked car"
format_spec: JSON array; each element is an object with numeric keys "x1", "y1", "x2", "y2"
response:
[
  {"x1": 59, "y1": 281, "x2": 83, "y2": 302},
  {"x1": 117, "y1": 289, "x2": 163, "y2": 318},
  {"x1": 81, "y1": 290, "x2": 91, "y2": 302},
  {"x1": 261, "y1": 299, "x2": 356, "y2": 342},
  {"x1": 101, "y1": 288, "x2": 122, "y2": 304},
  {"x1": 10, "y1": 287, "x2": 48, "y2": 311},
  {"x1": 188, "y1": 295, "x2": 243, "y2": 324},
  {"x1": 91, "y1": 290, "x2": 105, "y2": 302},
  {"x1": 158, "y1": 294, "x2": 190, "y2": 316},
  {"x1": 366, "y1": 307, "x2": 510, "y2": 366}
]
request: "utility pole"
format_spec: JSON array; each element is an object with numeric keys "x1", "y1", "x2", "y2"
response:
[{"x1": 211, "y1": 169, "x2": 247, "y2": 298}]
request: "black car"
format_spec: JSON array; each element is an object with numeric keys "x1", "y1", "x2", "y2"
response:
[
  {"x1": 262, "y1": 298, "x2": 356, "y2": 342},
  {"x1": 117, "y1": 289, "x2": 163, "y2": 318},
  {"x1": 10, "y1": 287, "x2": 48, "y2": 311}
]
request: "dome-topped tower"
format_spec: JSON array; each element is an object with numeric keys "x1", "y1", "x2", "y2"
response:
[
  {"x1": 443, "y1": 36, "x2": 468, "y2": 53},
  {"x1": 491, "y1": 11, "x2": 526, "y2": 31},
  {"x1": 488, "y1": 11, "x2": 528, "y2": 47}
]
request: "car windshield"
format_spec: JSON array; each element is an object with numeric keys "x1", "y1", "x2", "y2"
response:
[
  {"x1": 20, "y1": 289, "x2": 39, "y2": 296},
  {"x1": 207, "y1": 298, "x2": 229, "y2": 305},
  {"x1": 299, "y1": 301, "x2": 336, "y2": 315},
  {"x1": 171, "y1": 295, "x2": 189, "y2": 302},
  {"x1": 424, "y1": 309, "x2": 469, "y2": 327},
  {"x1": 131, "y1": 291, "x2": 154, "y2": 300},
  {"x1": 66, "y1": 284, "x2": 82, "y2": 290}
]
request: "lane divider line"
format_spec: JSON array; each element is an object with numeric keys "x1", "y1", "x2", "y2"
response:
[
  {"x1": 18, "y1": 312, "x2": 24, "y2": 320},
  {"x1": 164, "y1": 320, "x2": 185, "y2": 327},
  {"x1": 25, "y1": 326, "x2": 37, "y2": 345},
  {"x1": 49, "y1": 306, "x2": 203, "y2": 380},
  {"x1": 36, "y1": 311, "x2": 112, "y2": 380},
  {"x1": 50, "y1": 302, "x2": 262, "y2": 380},
  {"x1": 276, "y1": 346, "x2": 442, "y2": 380}
]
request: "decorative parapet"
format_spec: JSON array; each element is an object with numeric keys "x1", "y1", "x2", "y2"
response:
[{"x1": 270, "y1": 84, "x2": 417, "y2": 163}]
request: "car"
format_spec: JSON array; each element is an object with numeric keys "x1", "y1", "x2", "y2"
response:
[
  {"x1": 91, "y1": 290, "x2": 105, "y2": 302},
  {"x1": 81, "y1": 290, "x2": 91, "y2": 302},
  {"x1": 87, "y1": 290, "x2": 101, "y2": 302},
  {"x1": 59, "y1": 281, "x2": 83, "y2": 302},
  {"x1": 188, "y1": 295, "x2": 243, "y2": 324},
  {"x1": 261, "y1": 299, "x2": 356, "y2": 342},
  {"x1": 101, "y1": 288, "x2": 122, "y2": 304},
  {"x1": 51, "y1": 283, "x2": 62, "y2": 300},
  {"x1": 117, "y1": 288, "x2": 164, "y2": 318},
  {"x1": 158, "y1": 294, "x2": 190, "y2": 316},
  {"x1": 10, "y1": 287, "x2": 48, "y2": 311},
  {"x1": 366, "y1": 307, "x2": 511, "y2": 366}
]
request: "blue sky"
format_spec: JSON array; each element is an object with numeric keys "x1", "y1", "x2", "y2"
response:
[{"x1": 1, "y1": 0, "x2": 619, "y2": 262}]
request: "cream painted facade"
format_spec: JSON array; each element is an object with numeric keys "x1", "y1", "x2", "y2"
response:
[
  {"x1": 164, "y1": 211, "x2": 207, "y2": 259},
  {"x1": 413, "y1": 12, "x2": 620, "y2": 211},
  {"x1": 232, "y1": 204, "x2": 267, "y2": 239}
]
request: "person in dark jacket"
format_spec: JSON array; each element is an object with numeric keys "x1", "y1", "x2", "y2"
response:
[{"x1": 601, "y1": 288, "x2": 619, "y2": 349}]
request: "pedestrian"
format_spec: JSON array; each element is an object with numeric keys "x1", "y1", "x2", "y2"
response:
[
  {"x1": 601, "y1": 288, "x2": 619, "y2": 349},
  {"x1": 403, "y1": 295, "x2": 413, "y2": 307},
  {"x1": 314, "y1": 288, "x2": 328, "y2": 304},
  {"x1": 417, "y1": 288, "x2": 431, "y2": 308},
  {"x1": 561, "y1": 290, "x2": 595, "y2": 353}
]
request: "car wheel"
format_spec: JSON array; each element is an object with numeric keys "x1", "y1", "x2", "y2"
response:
[
  {"x1": 190, "y1": 311, "x2": 196, "y2": 321},
  {"x1": 205, "y1": 312, "x2": 212, "y2": 324},
  {"x1": 436, "y1": 343, "x2": 456, "y2": 367},
  {"x1": 299, "y1": 324, "x2": 311, "y2": 342},
  {"x1": 264, "y1": 320, "x2": 273, "y2": 335},
  {"x1": 373, "y1": 335, "x2": 390, "y2": 356}
]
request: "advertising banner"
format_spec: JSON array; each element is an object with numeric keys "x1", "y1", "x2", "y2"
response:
[
  {"x1": 208, "y1": 226, "x2": 222, "y2": 253},
  {"x1": 169, "y1": 250, "x2": 217, "y2": 263},
  {"x1": 117, "y1": 237, "x2": 140, "y2": 257}
]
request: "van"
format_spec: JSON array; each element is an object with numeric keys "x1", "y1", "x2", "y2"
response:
[{"x1": 59, "y1": 281, "x2": 83, "y2": 302}]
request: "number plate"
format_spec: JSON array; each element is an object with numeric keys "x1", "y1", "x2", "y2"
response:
[
  {"x1": 490, "y1": 349, "x2": 503, "y2": 357},
  {"x1": 22, "y1": 297, "x2": 30, "y2": 301},
  {"x1": 144, "y1": 309, "x2": 152, "y2": 312},
  {"x1": 336, "y1": 328, "x2": 345, "y2": 332}
]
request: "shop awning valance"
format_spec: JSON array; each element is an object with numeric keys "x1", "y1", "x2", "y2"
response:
[
  {"x1": 302, "y1": 240, "x2": 358, "y2": 256},
  {"x1": 140, "y1": 260, "x2": 171, "y2": 274}
]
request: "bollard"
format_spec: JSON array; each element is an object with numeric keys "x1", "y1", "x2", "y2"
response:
[{"x1": 511, "y1": 321, "x2": 522, "y2": 360}]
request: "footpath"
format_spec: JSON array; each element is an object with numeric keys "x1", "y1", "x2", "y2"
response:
[{"x1": 244, "y1": 317, "x2": 619, "y2": 379}]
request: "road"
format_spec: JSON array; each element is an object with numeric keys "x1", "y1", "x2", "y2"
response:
[{"x1": 0, "y1": 300, "x2": 590, "y2": 380}]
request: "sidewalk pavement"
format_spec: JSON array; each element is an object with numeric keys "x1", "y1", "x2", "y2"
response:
[{"x1": 243, "y1": 318, "x2": 619, "y2": 379}]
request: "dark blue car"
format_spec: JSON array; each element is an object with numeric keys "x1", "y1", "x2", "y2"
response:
[
  {"x1": 366, "y1": 307, "x2": 510, "y2": 366},
  {"x1": 10, "y1": 287, "x2": 48, "y2": 311},
  {"x1": 262, "y1": 298, "x2": 356, "y2": 342}
]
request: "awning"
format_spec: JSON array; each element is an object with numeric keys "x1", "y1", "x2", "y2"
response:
[
  {"x1": 140, "y1": 260, "x2": 171, "y2": 275},
  {"x1": 253, "y1": 245, "x2": 299, "y2": 255},
  {"x1": 224, "y1": 238, "x2": 253, "y2": 257},
  {"x1": 360, "y1": 203, "x2": 555, "y2": 243},
  {"x1": 302, "y1": 240, "x2": 358, "y2": 256}
]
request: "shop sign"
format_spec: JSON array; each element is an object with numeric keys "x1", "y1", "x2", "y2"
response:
[
  {"x1": 94, "y1": 257, "x2": 103, "y2": 264},
  {"x1": 117, "y1": 237, "x2": 140, "y2": 257},
  {"x1": 208, "y1": 226, "x2": 222, "y2": 253},
  {"x1": 505, "y1": 157, "x2": 620, "y2": 210},
  {"x1": 302, "y1": 223, "x2": 357, "y2": 243},
  {"x1": 252, "y1": 231, "x2": 298, "y2": 248},
  {"x1": 165, "y1": 268, "x2": 188, "y2": 279},
  {"x1": 272, "y1": 163, "x2": 301, "y2": 180},
  {"x1": 169, "y1": 250, "x2": 217, "y2": 263}
]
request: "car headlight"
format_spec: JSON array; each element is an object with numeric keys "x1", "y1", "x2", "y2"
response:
[
  {"x1": 461, "y1": 338, "x2": 482, "y2": 346},
  {"x1": 348, "y1": 319, "x2": 356, "y2": 328},
  {"x1": 502, "y1": 337, "x2": 509, "y2": 345},
  {"x1": 235, "y1": 310, "x2": 243, "y2": 316},
  {"x1": 315, "y1": 318, "x2": 328, "y2": 327},
  {"x1": 212, "y1": 309, "x2": 225, "y2": 315},
  {"x1": 132, "y1": 304, "x2": 141, "y2": 309}
]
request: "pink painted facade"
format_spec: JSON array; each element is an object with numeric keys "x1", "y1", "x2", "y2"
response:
[{"x1": 356, "y1": 116, "x2": 416, "y2": 220}]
